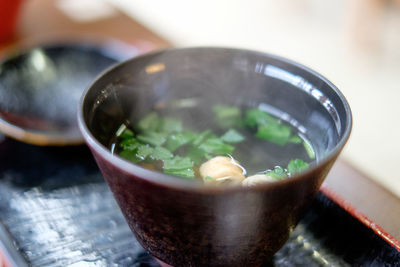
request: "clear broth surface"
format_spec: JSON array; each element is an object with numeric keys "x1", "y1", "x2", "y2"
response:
[{"x1": 109, "y1": 101, "x2": 316, "y2": 181}]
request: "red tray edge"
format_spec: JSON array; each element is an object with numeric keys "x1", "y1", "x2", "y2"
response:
[
  {"x1": 321, "y1": 186, "x2": 400, "y2": 253},
  {"x1": 0, "y1": 247, "x2": 12, "y2": 267}
]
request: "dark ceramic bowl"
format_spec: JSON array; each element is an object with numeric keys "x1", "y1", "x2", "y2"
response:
[{"x1": 78, "y1": 47, "x2": 352, "y2": 266}]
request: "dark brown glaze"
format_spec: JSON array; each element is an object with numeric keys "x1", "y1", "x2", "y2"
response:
[
  {"x1": 78, "y1": 47, "x2": 352, "y2": 266},
  {"x1": 92, "y1": 147, "x2": 337, "y2": 266}
]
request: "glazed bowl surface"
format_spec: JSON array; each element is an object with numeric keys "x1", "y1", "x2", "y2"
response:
[{"x1": 78, "y1": 47, "x2": 352, "y2": 267}]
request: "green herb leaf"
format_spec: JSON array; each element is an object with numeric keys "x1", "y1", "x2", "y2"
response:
[
  {"x1": 166, "y1": 131, "x2": 197, "y2": 152},
  {"x1": 120, "y1": 129, "x2": 134, "y2": 139},
  {"x1": 119, "y1": 150, "x2": 142, "y2": 163},
  {"x1": 205, "y1": 176, "x2": 214, "y2": 181},
  {"x1": 163, "y1": 156, "x2": 194, "y2": 170},
  {"x1": 158, "y1": 117, "x2": 183, "y2": 134},
  {"x1": 164, "y1": 168, "x2": 195, "y2": 178},
  {"x1": 137, "y1": 112, "x2": 160, "y2": 131},
  {"x1": 151, "y1": 146, "x2": 173, "y2": 160},
  {"x1": 212, "y1": 105, "x2": 242, "y2": 128},
  {"x1": 136, "y1": 144, "x2": 154, "y2": 160},
  {"x1": 221, "y1": 129, "x2": 245, "y2": 143},
  {"x1": 186, "y1": 146, "x2": 208, "y2": 165},
  {"x1": 119, "y1": 138, "x2": 140, "y2": 151},
  {"x1": 287, "y1": 159, "x2": 309, "y2": 175},
  {"x1": 303, "y1": 140, "x2": 316, "y2": 159},
  {"x1": 163, "y1": 156, "x2": 195, "y2": 178},
  {"x1": 244, "y1": 108, "x2": 277, "y2": 128},
  {"x1": 256, "y1": 123, "x2": 291, "y2": 146},
  {"x1": 198, "y1": 137, "x2": 235, "y2": 155},
  {"x1": 266, "y1": 166, "x2": 287, "y2": 180},
  {"x1": 192, "y1": 130, "x2": 212, "y2": 146},
  {"x1": 137, "y1": 131, "x2": 167, "y2": 146}
]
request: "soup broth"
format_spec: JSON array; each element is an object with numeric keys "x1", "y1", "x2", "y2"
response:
[{"x1": 110, "y1": 102, "x2": 316, "y2": 186}]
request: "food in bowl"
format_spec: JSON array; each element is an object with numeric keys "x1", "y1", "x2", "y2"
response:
[{"x1": 110, "y1": 103, "x2": 315, "y2": 186}]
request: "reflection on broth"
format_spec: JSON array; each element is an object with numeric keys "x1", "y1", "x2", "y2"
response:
[{"x1": 110, "y1": 102, "x2": 315, "y2": 187}]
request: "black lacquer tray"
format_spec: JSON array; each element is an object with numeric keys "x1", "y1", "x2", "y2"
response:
[{"x1": 0, "y1": 137, "x2": 399, "y2": 266}]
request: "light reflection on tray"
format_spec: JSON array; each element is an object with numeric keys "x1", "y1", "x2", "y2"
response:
[{"x1": 0, "y1": 183, "x2": 156, "y2": 266}]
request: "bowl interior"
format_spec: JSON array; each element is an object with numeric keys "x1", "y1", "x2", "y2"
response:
[{"x1": 82, "y1": 47, "x2": 351, "y2": 182}]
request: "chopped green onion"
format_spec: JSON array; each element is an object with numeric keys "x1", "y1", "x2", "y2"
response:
[
  {"x1": 116, "y1": 124, "x2": 128, "y2": 137},
  {"x1": 221, "y1": 129, "x2": 245, "y2": 143}
]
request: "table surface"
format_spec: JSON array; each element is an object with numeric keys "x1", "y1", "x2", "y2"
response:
[{"x1": 0, "y1": 0, "x2": 399, "y2": 244}]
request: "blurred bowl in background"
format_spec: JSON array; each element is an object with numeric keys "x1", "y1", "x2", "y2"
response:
[
  {"x1": 0, "y1": 41, "x2": 138, "y2": 146},
  {"x1": 78, "y1": 47, "x2": 352, "y2": 266}
]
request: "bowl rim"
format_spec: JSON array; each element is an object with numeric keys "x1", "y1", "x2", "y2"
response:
[
  {"x1": 0, "y1": 40, "x2": 136, "y2": 146},
  {"x1": 77, "y1": 46, "x2": 352, "y2": 193}
]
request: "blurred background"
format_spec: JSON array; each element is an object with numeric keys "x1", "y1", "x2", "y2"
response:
[
  {"x1": 109, "y1": 0, "x2": 400, "y2": 197},
  {"x1": 110, "y1": 0, "x2": 400, "y2": 197},
  {"x1": 1, "y1": 0, "x2": 400, "y2": 197}
]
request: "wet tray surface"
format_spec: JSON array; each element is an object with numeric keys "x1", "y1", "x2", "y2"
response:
[{"x1": 0, "y1": 138, "x2": 399, "y2": 266}]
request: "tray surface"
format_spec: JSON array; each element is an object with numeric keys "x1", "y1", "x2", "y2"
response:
[{"x1": 0, "y1": 138, "x2": 399, "y2": 266}]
